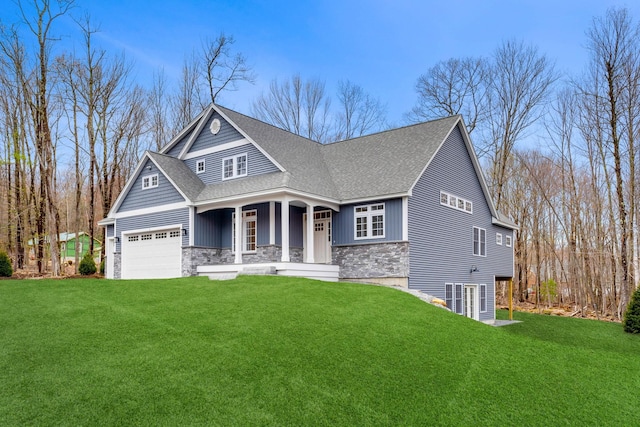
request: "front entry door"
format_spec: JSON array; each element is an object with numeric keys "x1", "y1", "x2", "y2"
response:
[{"x1": 464, "y1": 285, "x2": 478, "y2": 320}]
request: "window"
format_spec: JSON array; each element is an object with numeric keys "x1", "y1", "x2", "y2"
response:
[
  {"x1": 455, "y1": 283, "x2": 463, "y2": 314},
  {"x1": 480, "y1": 284, "x2": 487, "y2": 312},
  {"x1": 445, "y1": 283, "x2": 453, "y2": 311},
  {"x1": 169, "y1": 230, "x2": 180, "y2": 238},
  {"x1": 473, "y1": 226, "x2": 486, "y2": 257},
  {"x1": 496, "y1": 233, "x2": 503, "y2": 246},
  {"x1": 128, "y1": 235, "x2": 138, "y2": 242},
  {"x1": 354, "y1": 203, "x2": 385, "y2": 240},
  {"x1": 222, "y1": 153, "x2": 247, "y2": 180},
  {"x1": 141, "y1": 234, "x2": 152, "y2": 241},
  {"x1": 506, "y1": 234, "x2": 512, "y2": 247},
  {"x1": 440, "y1": 191, "x2": 472, "y2": 214},
  {"x1": 142, "y1": 174, "x2": 158, "y2": 189},
  {"x1": 232, "y1": 210, "x2": 257, "y2": 253},
  {"x1": 156, "y1": 232, "x2": 167, "y2": 239},
  {"x1": 196, "y1": 159, "x2": 205, "y2": 174}
]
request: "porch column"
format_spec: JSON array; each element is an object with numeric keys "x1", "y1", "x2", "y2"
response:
[
  {"x1": 234, "y1": 206, "x2": 242, "y2": 264},
  {"x1": 281, "y1": 199, "x2": 290, "y2": 262},
  {"x1": 305, "y1": 204, "x2": 315, "y2": 263}
]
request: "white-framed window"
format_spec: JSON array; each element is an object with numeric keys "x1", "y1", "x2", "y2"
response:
[
  {"x1": 222, "y1": 153, "x2": 247, "y2": 180},
  {"x1": 506, "y1": 234, "x2": 512, "y2": 247},
  {"x1": 156, "y1": 232, "x2": 167, "y2": 239},
  {"x1": 440, "y1": 191, "x2": 472, "y2": 214},
  {"x1": 354, "y1": 203, "x2": 385, "y2": 240},
  {"x1": 196, "y1": 159, "x2": 206, "y2": 174},
  {"x1": 232, "y1": 210, "x2": 257, "y2": 253},
  {"x1": 142, "y1": 174, "x2": 158, "y2": 189},
  {"x1": 496, "y1": 233, "x2": 503, "y2": 246},
  {"x1": 473, "y1": 226, "x2": 486, "y2": 257},
  {"x1": 455, "y1": 283, "x2": 463, "y2": 314},
  {"x1": 480, "y1": 284, "x2": 487, "y2": 312},
  {"x1": 169, "y1": 230, "x2": 181, "y2": 238}
]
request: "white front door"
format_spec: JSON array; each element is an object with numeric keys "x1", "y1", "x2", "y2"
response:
[
  {"x1": 464, "y1": 285, "x2": 479, "y2": 320},
  {"x1": 313, "y1": 219, "x2": 331, "y2": 263}
]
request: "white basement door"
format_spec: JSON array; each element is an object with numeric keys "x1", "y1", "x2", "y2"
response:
[{"x1": 121, "y1": 229, "x2": 182, "y2": 279}]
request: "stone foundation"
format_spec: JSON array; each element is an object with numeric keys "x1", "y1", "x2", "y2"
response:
[
  {"x1": 333, "y1": 241, "x2": 409, "y2": 284},
  {"x1": 182, "y1": 245, "x2": 304, "y2": 276},
  {"x1": 113, "y1": 253, "x2": 121, "y2": 279}
]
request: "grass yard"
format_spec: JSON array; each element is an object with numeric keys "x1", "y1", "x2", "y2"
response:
[{"x1": 1, "y1": 276, "x2": 639, "y2": 426}]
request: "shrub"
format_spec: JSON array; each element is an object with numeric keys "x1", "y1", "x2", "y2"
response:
[
  {"x1": 78, "y1": 252, "x2": 97, "y2": 276},
  {"x1": 0, "y1": 251, "x2": 12, "y2": 277},
  {"x1": 624, "y1": 287, "x2": 640, "y2": 334}
]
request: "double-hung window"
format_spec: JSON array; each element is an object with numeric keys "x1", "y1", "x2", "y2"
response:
[
  {"x1": 232, "y1": 210, "x2": 257, "y2": 253},
  {"x1": 142, "y1": 174, "x2": 158, "y2": 189},
  {"x1": 473, "y1": 226, "x2": 486, "y2": 256},
  {"x1": 354, "y1": 203, "x2": 385, "y2": 240},
  {"x1": 222, "y1": 153, "x2": 247, "y2": 180}
]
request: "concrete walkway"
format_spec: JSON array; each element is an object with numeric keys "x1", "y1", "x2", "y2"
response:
[{"x1": 492, "y1": 320, "x2": 522, "y2": 327}]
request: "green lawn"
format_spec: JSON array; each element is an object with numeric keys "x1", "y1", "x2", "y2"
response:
[{"x1": 1, "y1": 276, "x2": 638, "y2": 426}]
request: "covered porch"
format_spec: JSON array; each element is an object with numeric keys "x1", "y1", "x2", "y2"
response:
[{"x1": 187, "y1": 191, "x2": 340, "y2": 281}]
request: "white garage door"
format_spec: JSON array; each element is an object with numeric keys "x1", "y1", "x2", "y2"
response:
[{"x1": 121, "y1": 229, "x2": 182, "y2": 279}]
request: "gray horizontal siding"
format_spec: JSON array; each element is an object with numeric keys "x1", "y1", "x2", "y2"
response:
[
  {"x1": 197, "y1": 203, "x2": 271, "y2": 249},
  {"x1": 408, "y1": 125, "x2": 512, "y2": 322},
  {"x1": 184, "y1": 143, "x2": 279, "y2": 185},
  {"x1": 333, "y1": 198, "x2": 403, "y2": 245},
  {"x1": 115, "y1": 208, "x2": 189, "y2": 252},
  {"x1": 190, "y1": 112, "x2": 244, "y2": 152},
  {"x1": 118, "y1": 159, "x2": 186, "y2": 212},
  {"x1": 166, "y1": 134, "x2": 190, "y2": 157}
]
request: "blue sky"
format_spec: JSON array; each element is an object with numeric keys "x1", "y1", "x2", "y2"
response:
[{"x1": 3, "y1": 0, "x2": 640, "y2": 126}]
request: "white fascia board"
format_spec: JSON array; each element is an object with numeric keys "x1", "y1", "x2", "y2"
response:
[
  {"x1": 214, "y1": 106, "x2": 286, "y2": 173},
  {"x1": 492, "y1": 216, "x2": 520, "y2": 231},
  {"x1": 195, "y1": 189, "x2": 341, "y2": 213},
  {"x1": 340, "y1": 192, "x2": 410, "y2": 206},
  {"x1": 159, "y1": 107, "x2": 209, "y2": 154},
  {"x1": 112, "y1": 202, "x2": 187, "y2": 219},
  {"x1": 178, "y1": 106, "x2": 214, "y2": 159},
  {"x1": 146, "y1": 155, "x2": 193, "y2": 203},
  {"x1": 107, "y1": 151, "x2": 153, "y2": 217},
  {"x1": 183, "y1": 138, "x2": 249, "y2": 160}
]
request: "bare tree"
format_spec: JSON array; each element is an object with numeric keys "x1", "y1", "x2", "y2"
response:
[
  {"x1": 252, "y1": 74, "x2": 332, "y2": 142},
  {"x1": 407, "y1": 57, "x2": 491, "y2": 134},
  {"x1": 333, "y1": 80, "x2": 387, "y2": 141},
  {"x1": 487, "y1": 39, "x2": 558, "y2": 210}
]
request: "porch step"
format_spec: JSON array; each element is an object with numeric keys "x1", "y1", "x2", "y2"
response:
[{"x1": 240, "y1": 266, "x2": 277, "y2": 275}]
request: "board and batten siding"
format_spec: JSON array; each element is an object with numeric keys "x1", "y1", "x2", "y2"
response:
[
  {"x1": 115, "y1": 208, "x2": 189, "y2": 252},
  {"x1": 189, "y1": 112, "x2": 244, "y2": 152},
  {"x1": 118, "y1": 159, "x2": 186, "y2": 212},
  {"x1": 408, "y1": 125, "x2": 512, "y2": 322},
  {"x1": 332, "y1": 198, "x2": 403, "y2": 245},
  {"x1": 184, "y1": 143, "x2": 279, "y2": 185}
]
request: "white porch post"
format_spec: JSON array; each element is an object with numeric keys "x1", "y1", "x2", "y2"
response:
[
  {"x1": 234, "y1": 206, "x2": 242, "y2": 264},
  {"x1": 269, "y1": 201, "x2": 276, "y2": 245},
  {"x1": 306, "y1": 204, "x2": 315, "y2": 263},
  {"x1": 281, "y1": 198, "x2": 290, "y2": 262}
]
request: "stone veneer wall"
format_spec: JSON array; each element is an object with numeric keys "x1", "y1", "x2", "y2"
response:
[
  {"x1": 113, "y1": 253, "x2": 121, "y2": 279},
  {"x1": 333, "y1": 242, "x2": 409, "y2": 285},
  {"x1": 182, "y1": 245, "x2": 304, "y2": 276}
]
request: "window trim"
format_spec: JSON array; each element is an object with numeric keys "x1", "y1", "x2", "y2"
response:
[
  {"x1": 480, "y1": 284, "x2": 487, "y2": 313},
  {"x1": 142, "y1": 173, "x2": 158, "y2": 190},
  {"x1": 496, "y1": 233, "x2": 503, "y2": 246},
  {"x1": 354, "y1": 203, "x2": 386, "y2": 240},
  {"x1": 440, "y1": 191, "x2": 472, "y2": 214},
  {"x1": 505, "y1": 234, "x2": 512, "y2": 247},
  {"x1": 222, "y1": 153, "x2": 248, "y2": 180},
  {"x1": 473, "y1": 226, "x2": 487, "y2": 257},
  {"x1": 196, "y1": 159, "x2": 206, "y2": 174}
]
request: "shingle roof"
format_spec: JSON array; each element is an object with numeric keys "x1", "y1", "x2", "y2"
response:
[
  {"x1": 322, "y1": 116, "x2": 459, "y2": 200},
  {"x1": 147, "y1": 151, "x2": 205, "y2": 201}
]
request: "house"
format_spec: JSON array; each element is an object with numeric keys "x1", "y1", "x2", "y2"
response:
[
  {"x1": 99, "y1": 104, "x2": 516, "y2": 322},
  {"x1": 28, "y1": 232, "x2": 101, "y2": 263}
]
